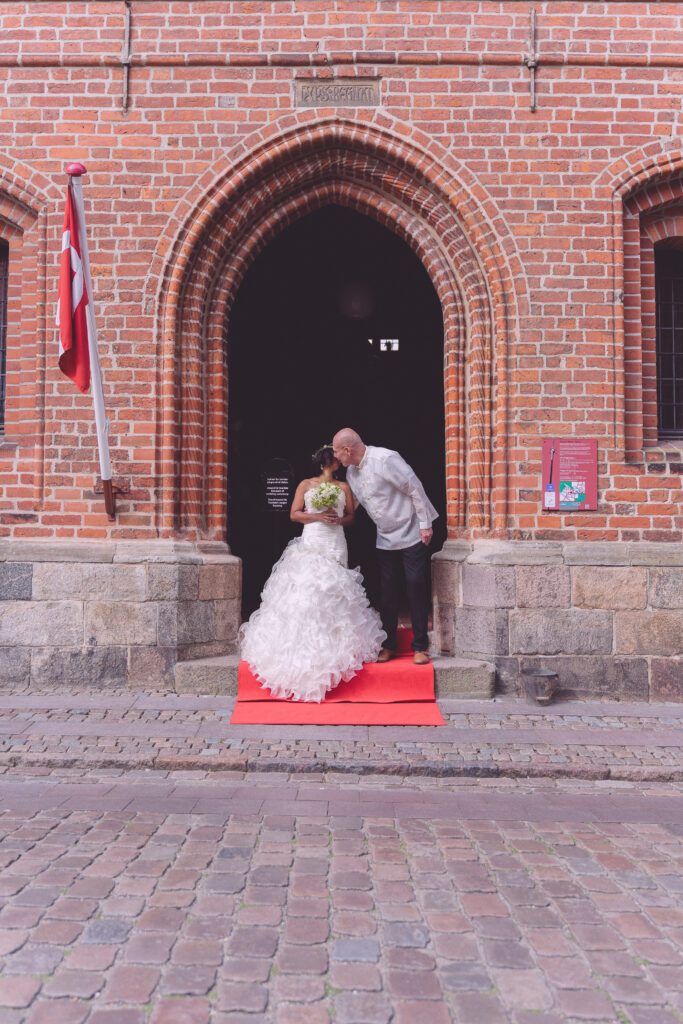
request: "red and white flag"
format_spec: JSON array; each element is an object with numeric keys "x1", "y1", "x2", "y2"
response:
[
  {"x1": 56, "y1": 186, "x2": 91, "y2": 393},
  {"x1": 55, "y1": 167, "x2": 113, "y2": 512}
]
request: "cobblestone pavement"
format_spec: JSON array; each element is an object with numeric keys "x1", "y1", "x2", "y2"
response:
[
  {"x1": 1, "y1": 767, "x2": 683, "y2": 1023},
  {"x1": 1, "y1": 694, "x2": 683, "y2": 781}
]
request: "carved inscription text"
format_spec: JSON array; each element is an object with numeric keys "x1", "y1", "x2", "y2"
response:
[{"x1": 294, "y1": 79, "x2": 380, "y2": 108}]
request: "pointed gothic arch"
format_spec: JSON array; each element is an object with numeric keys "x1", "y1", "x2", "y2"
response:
[
  {"x1": 151, "y1": 117, "x2": 520, "y2": 543},
  {"x1": 0, "y1": 156, "x2": 58, "y2": 503},
  {"x1": 596, "y1": 143, "x2": 683, "y2": 454}
]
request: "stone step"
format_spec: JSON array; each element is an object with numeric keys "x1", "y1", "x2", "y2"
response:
[
  {"x1": 433, "y1": 656, "x2": 495, "y2": 699},
  {"x1": 174, "y1": 654, "x2": 495, "y2": 699},
  {"x1": 175, "y1": 655, "x2": 240, "y2": 696}
]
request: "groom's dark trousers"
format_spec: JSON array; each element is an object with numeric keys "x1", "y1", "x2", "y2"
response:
[{"x1": 377, "y1": 540, "x2": 431, "y2": 653}]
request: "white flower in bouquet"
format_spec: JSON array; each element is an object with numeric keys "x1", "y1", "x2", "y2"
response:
[{"x1": 310, "y1": 481, "x2": 342, "y2": 511}]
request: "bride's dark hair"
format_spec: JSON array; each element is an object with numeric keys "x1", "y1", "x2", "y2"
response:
[{"x1": 312, "y1": 444, "x2": 336, "y2": 469}]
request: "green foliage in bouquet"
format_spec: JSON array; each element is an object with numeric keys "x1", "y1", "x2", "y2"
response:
[{"x1": 310, "y1": 482, "x2": 342, "y2": 511}]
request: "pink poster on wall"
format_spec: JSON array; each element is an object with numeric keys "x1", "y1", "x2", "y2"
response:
[{"x1": 542, "y1": 439, "x2": 598, "y2": 512}]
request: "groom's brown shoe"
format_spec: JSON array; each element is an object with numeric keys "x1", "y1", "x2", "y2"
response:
[
  {"x1": 413, "y1": 651, "x2": 431, "y2": 666},
  {"x1": 377, "y1": 648, "x2": 395, "y2": 663}
]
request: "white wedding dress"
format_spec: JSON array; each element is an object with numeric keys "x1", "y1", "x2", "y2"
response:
[{"x1": 239, "y1": 488, "x2": 386, "y2": 702}]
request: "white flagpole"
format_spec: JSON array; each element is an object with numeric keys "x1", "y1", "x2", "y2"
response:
[{"x1": 65, "y1": 162, "x2": 115, "y2": 519}]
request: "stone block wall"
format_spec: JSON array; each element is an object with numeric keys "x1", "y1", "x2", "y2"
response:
[
  {"x1": 2, "y1": 535, "x2": 681, "y2": 700},
  {"x1": 0, "y1": 541, "x2": 241, "y2": 689},
  {"x1": 433, "y1": 541, "x2": 683, "y2": 702}
]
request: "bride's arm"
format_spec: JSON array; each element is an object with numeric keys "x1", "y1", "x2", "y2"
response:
[
  {"x1": 290, "y1": 481, "x2": 326, "y2": 525},
  {"x1": 337, "y1": 483, "x2": 356, "y2": 527}
]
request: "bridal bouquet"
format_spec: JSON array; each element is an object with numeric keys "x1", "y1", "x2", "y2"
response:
[{"x1": 310, "y1": 481, "x2": 342, "y2": 511}]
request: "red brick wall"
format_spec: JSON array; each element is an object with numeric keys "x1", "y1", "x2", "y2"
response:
[{"x1": 1, "y1": 1, "x2": 682, "y2": 542}]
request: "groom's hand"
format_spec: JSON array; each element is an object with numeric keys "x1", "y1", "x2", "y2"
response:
[{"x1": 420, "y1": 528, "x2": 433, "y2": 545}]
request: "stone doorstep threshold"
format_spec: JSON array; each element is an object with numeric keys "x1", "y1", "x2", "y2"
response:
[
  {"x1": 2, "y1": 694, "x2": 683, "y2": 717},
  {"x1": 173, "y1": 653, "x2": 496, "y2": 698},
  {"x1": 1, "y1": 749, "x2": 681, "y2": 783}
]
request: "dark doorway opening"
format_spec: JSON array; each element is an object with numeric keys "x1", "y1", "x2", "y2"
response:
[{"x1": 228, "y1": 205, "x2": 446, "y2": 619}]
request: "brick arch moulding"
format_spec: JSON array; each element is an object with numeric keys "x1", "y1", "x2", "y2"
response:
[
  {"x1": 151, "y1": 116, "x2": 522, "y2": 544},
  {"x1": 594, "y1": 142, "x2": 683, "y2": 457},
  {"x1": 0, "y1": 156, "x2": 59, "y2": 523}
]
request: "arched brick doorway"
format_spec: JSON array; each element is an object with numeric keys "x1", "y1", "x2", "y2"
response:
[
  {"x1": 228, "y1": 204, "x2": 447, "y2": 616},
  {"x1": 154, "y1": 118, "x2": 516, "y2": 557}
]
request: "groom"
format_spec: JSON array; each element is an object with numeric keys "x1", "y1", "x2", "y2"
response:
[{"x1": 332, "y1": 428, "x2": 438, "y2": 665}]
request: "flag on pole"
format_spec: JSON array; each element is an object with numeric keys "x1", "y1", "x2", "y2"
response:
[
  {"x1": 56, "y1": 164, "x2": 115, "y2": 517},
  {"x1": 56, "y1": 185, "x2": 91, "y2": 393}
]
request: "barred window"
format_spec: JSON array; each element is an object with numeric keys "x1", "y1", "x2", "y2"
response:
[
  {"x1": 655, "y1": 247, "x2": 683, "y2": 439},
  {"x1": 0, "y1": 240, "x2": 7, "y2": 431}
]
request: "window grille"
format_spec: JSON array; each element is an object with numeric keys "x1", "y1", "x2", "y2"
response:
[
  {"x1": 0, "y1": 241, "x2": 7, "y2": 432},
  {"x1": 655, "y1": 248, "x2": 683, "y2": 438}
]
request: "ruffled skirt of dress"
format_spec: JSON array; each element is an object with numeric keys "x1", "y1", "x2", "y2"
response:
[{"x1": 239, "y1": 534, "x2": 386, "y2": 703}]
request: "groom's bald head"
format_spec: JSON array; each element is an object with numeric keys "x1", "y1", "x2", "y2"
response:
[{"x1": 332, "y1": 428, "x2": 365, "y2": 467}]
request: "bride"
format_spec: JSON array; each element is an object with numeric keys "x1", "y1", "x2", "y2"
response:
[{"x1": 239, "y1": 445, "x2": 386, "y2": 702}]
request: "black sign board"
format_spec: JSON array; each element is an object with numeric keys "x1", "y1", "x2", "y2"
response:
[{"x1": 262, "y1": 458, "x2": 294, "y2": 513}]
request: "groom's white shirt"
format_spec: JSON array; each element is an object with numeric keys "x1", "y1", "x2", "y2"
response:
[{"x1": 346, "y1": 446, "x2": 438, "y2": 551}]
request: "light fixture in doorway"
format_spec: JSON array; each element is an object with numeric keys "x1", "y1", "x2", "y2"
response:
[
  {"x1": 337, "y1": 279, "x2": 374, "y2": 320},
  {"x1": 368, "y1": 338, "x2": 400, "y2": 352}
]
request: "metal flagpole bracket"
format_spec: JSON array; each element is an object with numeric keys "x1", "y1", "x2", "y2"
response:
[
  {"x1": 121, "y1": 0, "x2": 133, "y2": 113},
  {"x1": 94, "y1": 478, "x2": 125, "y2": 520},
  {"x1": 525, "y1": 9, "x2": 538, "y2": 112},
  {"x1": 103, "y1": 478, "x2": 116, "y2": 520}
]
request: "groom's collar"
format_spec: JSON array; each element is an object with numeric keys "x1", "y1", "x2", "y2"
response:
[{"x1": 358, "y1": 445, "x2": 370, "y2": 469}]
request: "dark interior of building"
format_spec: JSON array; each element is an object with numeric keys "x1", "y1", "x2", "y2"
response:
[{"x1": 228, "y1": 204, "x2": 447, "y2": 618}]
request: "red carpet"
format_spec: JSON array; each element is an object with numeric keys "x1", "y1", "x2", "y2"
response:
[{"x1": 231, "y1": 628, "x2": 445, "y2": 726}]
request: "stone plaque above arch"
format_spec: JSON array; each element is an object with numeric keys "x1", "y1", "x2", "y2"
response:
[{"x1": 294, "y1": 79, "x2": 381, "y2": 107}]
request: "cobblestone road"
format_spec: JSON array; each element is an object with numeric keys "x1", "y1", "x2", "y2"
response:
[
  {"x1": 1, "y1": 695, "x2": 683, "y2": 781},
  {"x1": 1, "y1": 769, "x2": 683, "y2": 1022},
  {"x1": 1, "y1": 694, "x2": 683, "y2": 1021}
]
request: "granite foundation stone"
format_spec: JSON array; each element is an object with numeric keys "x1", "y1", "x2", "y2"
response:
[
  {"x1": 516, "y1": 566, "x2": 570, "y2": 608},
  {"x1": 0, "y1": 540, "x2": 241, "y2": 688},
  {"x1": 0, "y1": 562, "x2": 32, "y2": 601},
  {"x1": 32, "y1": 563, "x2": 148, "y2": 602},
  {"x1": 509, "y1": 610, "x2": 613, "y2": 656},
  {"x1": 648, "y1": 568, "x2": 683, "y2": 609},
  {"x1": 85, "y1": 602, "x2": 158, "y2": 647},
  {"x1": 455, "y1": 608, "x2": 509, "y2": 659},
  {"x1": 520, "y1": 656, "x2": 650, "y2": 701},
  {"x1": 650, "y1": 660, "x2": 683, "y2": 702},
  {"x1": 572, "y1": 566, "x2": 647, "y2": 610},
  {"x1": 432, "y1": 541, "x2": 682, "y2": 701},
  {"x1": 31, "y1": 647, "x2": 129, "y2": 688},
  {"x1": 0, "y1": 647, "x2": 30, "y2": 686},
  {"x1": 615, "y1": 611, "x2": 683, "y2": 657},
  {"x1": 462, "y1": 565, "x2": 515, "y2": 609},
  {"x1": 1, "y1": 538, "x2": 681, "y2": 699},
  {"x1": 0, "y1": 600, "x2": 83, "y2": 647}
]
